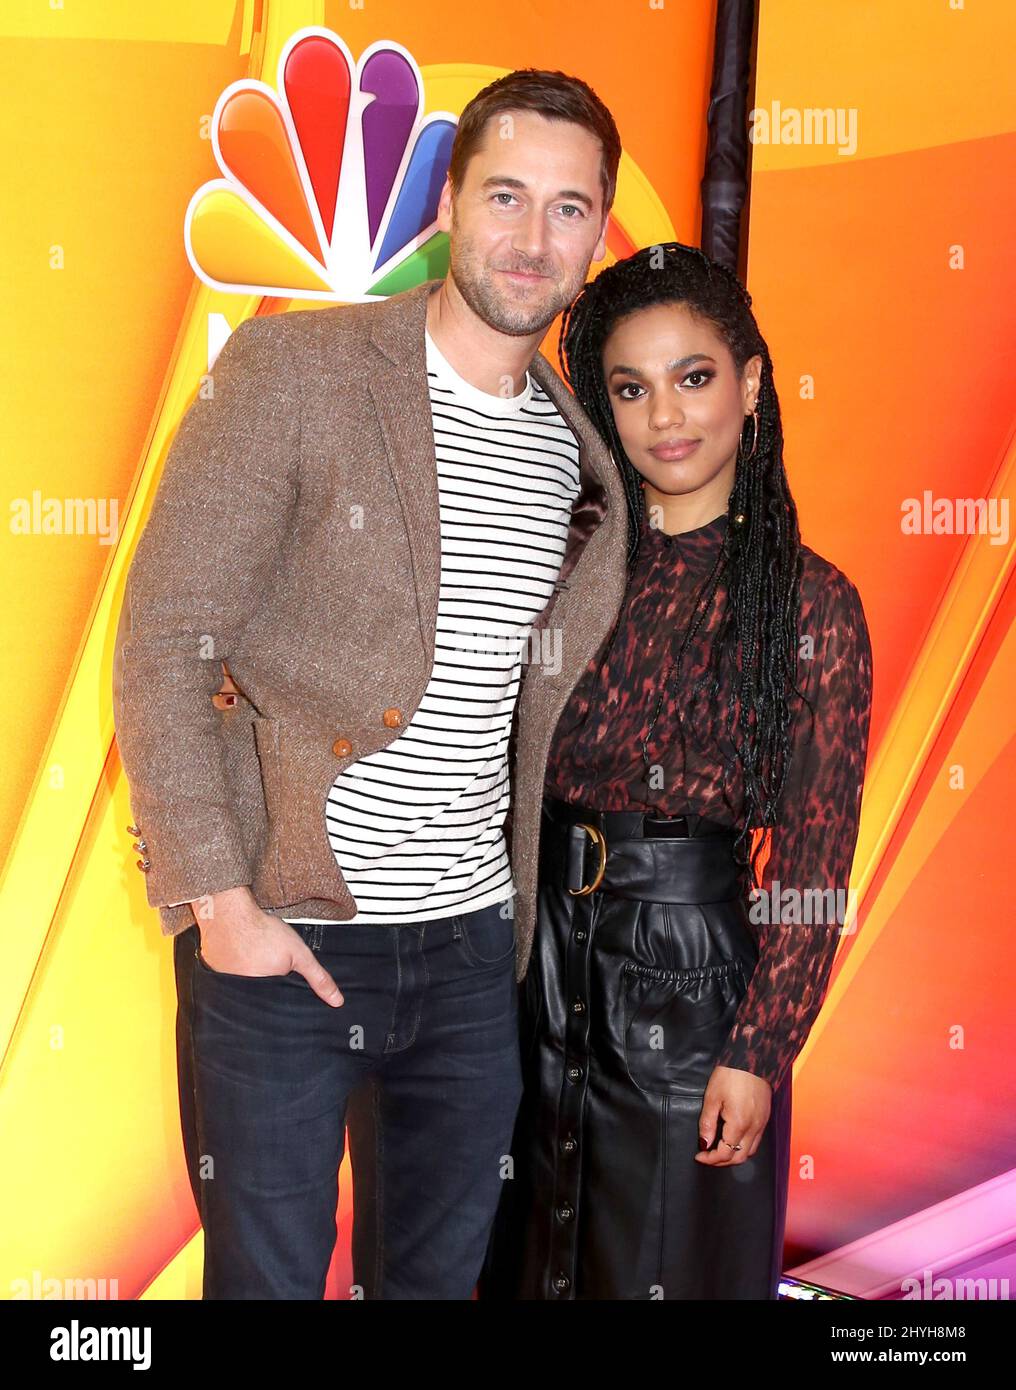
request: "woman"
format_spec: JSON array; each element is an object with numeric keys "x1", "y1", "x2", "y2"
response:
[{"x1": 478, "y1": 241, "x2": 873, "y2": 1300}]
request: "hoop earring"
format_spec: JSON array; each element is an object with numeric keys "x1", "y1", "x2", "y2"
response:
[{"x1": 741, "y1": 408, "x2": 759, "y2": 461}]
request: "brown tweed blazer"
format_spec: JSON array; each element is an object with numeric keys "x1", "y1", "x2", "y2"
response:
[{"x1": 112, "y1": 276, "x2": 628, "y2": 980}]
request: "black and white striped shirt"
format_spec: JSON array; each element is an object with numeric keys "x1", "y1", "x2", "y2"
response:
[{"x1": 284, "y1": 329, "x2": 580, "y2": 925}]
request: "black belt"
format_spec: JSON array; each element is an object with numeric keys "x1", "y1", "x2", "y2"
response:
[{"x1": 541, "y1": 794, "x2": 745, "y2": 904}]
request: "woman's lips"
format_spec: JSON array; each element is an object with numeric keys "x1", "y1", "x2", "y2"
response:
[{"x1": 649, "y1": 438, "x2": 702, "y2": 461}]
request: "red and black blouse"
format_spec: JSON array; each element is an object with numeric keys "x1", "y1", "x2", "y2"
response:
[{"x1": 543, "y1": 500, "x2": 874, "y2": 1092}]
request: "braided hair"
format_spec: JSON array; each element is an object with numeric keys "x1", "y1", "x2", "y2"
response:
[{"x1": 558, "y1": 240, "x2": 809, "y2": 887}]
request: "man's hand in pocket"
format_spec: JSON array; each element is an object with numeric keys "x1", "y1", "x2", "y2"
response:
[{"x1": 193, "y1": 886, "x2": 344, "y2": 1006}]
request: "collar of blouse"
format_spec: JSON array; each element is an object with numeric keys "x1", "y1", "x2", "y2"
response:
[{"x1": 637, "y1": 501, "x2": 728, "y2": 566}]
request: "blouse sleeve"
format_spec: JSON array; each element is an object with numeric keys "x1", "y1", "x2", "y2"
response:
[{"x1": 713, "y1": 566, "x2": 873, "y2": 1092}]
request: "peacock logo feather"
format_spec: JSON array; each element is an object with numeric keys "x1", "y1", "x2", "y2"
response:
[{"x1": 184, "y1": 28, "x2": 457, "y2": 302}]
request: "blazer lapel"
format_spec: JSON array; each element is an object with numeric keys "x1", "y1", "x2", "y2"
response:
[
  {"x1": 366, "y1": 278, "x2": 445, "y2": 673},
  {"x1": 527, "y1": 349, "x2": 619, "y2": 630}
]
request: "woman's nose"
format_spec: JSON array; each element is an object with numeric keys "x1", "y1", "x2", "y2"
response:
[{"x1": 649, "y1": 396, "x2": 686, "y2": 431}]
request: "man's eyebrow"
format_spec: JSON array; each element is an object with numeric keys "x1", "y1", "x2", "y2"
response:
[
  {"x1": 607, "y1": 355, "x2": 718, "y2": 378},
  {"x1": 479, "y1": 176, "x2": 594, "y2": 211}
]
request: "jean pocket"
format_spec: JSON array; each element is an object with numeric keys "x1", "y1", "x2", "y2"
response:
[
  {"x1": 193, "y1": 944, "x2": 291, "y2": 982},
  {"x1": 621, "y1": 960, "x2": 746, "y2": 1098},
  {"x1": 454, "y1": 904, "x2": 517, "y2": 968}
]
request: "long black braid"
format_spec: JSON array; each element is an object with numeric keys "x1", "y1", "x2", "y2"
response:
[{"x1": 557, "y1": 240, "x2": 811, "y2": 889}]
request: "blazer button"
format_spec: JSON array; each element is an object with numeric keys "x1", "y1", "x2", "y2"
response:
[
  {"x1": 382, "y1": 707, "x2": 402, "y2": 728},
  {"x1": 127, "y1": 823, "x2": 141, "y2": 837},
  {"x1": 332, "y1": 737, "x2": 353, "y2": 757},
  {"x1": 136, "y1": 857, "x2": 151, "y2": 872}
]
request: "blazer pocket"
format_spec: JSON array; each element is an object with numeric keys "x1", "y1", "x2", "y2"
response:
[
  {"x1": 621, "y1": 960, "x2": 747, "y2": 1098},
  {"x1": 250, "y1": 715, "x2": 287, "y2": 905}
]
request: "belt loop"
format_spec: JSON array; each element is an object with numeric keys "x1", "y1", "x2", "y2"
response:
[
  {"x1": 566, "y1": 822, "x2": 608, "y2": 896},
  {"x1": 565, "y1": 823, "x2": 587, "y2": 893}
]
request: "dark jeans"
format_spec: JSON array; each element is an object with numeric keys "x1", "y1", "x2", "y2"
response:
[{"x1": 172, "y1": 900, "x2": 523, "y2": 1299}]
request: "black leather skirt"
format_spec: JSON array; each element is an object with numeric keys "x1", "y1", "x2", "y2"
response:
[{"x1": 478, "y1": 793, "x2": 793, "y2": 1301}]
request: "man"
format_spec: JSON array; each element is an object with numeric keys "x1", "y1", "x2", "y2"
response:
[{"x1": 112, "y1": 68, "x2": 629, "y2": 1299}]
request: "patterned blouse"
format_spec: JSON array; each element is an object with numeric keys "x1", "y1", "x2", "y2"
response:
[{"x1": 543, "y1": 500, "x2": 873, "y2": 1092}]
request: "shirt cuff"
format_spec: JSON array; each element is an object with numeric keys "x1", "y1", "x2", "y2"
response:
[{"x1": 715, "y1": 1021, "x2": 794, "y2": 1092}]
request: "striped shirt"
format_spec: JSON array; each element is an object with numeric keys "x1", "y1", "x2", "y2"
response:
[{"x1": 284, "y1": 328, "x2": 580, "y2": 925}]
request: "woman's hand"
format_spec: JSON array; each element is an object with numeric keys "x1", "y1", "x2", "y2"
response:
[{"x1": 695, "y1": 1065, "x2": 772, "y2": 1165}]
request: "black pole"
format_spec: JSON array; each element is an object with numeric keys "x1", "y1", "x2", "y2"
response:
[{"x1": 700, "y1": 0, "x2": 758, "y2": 273}]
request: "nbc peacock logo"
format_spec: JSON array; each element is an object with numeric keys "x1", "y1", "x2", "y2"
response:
[{"x1": 184, "y1": 28, "x2": 458, "y2": 303}]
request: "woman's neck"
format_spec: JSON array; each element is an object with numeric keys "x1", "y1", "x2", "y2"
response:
[{"x1": 641, "y1": 480, "x2": 729, "y2": 536}]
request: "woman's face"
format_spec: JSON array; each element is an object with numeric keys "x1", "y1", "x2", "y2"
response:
[{"x1": 601, "y1": 301, "x2": 761, "y2": 505}]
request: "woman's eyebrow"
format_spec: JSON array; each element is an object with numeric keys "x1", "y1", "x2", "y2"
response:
[{"x1": 607, "y1": 354, "x2": 718, "y2": 379}]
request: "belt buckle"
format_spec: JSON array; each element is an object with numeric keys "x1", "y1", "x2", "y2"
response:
[{"x1": 567, "y1": 822, "x2": 608, "y2": 896}]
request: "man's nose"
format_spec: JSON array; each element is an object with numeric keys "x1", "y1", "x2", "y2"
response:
[{"x1": 510, "y1": 207, "x2": 551, "y2": 263}]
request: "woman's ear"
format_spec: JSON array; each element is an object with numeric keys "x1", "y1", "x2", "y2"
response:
[{"x1": 743, "y1": 355, "x2": 763, "y2": 411}]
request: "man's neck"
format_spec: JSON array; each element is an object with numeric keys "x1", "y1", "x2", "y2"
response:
[{"x1": 425, "y1": 277, "x2": 544, "y2": 398}]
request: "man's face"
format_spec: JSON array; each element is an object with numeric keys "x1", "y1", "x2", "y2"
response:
[{"x1": 437, "y1": 109, "x2": 611, "y2": 337}]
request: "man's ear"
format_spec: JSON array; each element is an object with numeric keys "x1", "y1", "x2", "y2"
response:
[
  {"x1": 435, "y1": 175, "x2": 454, "y2": 235},
  {"x1": 591, "y1": 209, "x2": 611, "y2": 264}
]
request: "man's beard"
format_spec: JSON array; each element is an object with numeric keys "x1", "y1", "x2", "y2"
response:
[{"x1": 448, "y1": 229, "x2": 587, "y2": 338}]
